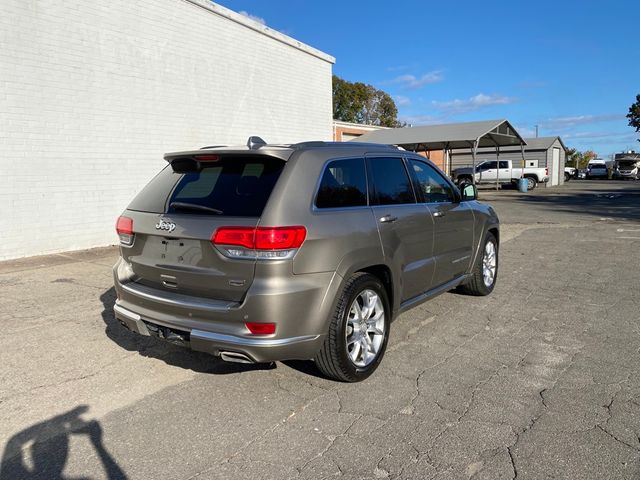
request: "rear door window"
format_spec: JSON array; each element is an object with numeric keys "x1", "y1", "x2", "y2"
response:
[
  {"x1": 477, "y1": 161, "x2": 496, "y2": 170},
  {"x1": 315, "y1": 158, "x2": 368, "y2": 208},
  {"x1": 367, "y1": 157, "x2": 416, "y2": 205}
]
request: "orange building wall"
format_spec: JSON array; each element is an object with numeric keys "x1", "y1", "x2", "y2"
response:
[
  {"x1": 333, "y1": 125, "x2": 448, "y2": 174},
  {"x1": 334, "y1": 126, "x2": 369, "y2": 141}
]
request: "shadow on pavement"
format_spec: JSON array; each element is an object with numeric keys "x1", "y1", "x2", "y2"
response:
[
  {"x1": 99, "y1": 288, "x2": 277, "y2": 375},
  {"x1": 0, "y1": 406, "x2": 126, "y2": 480},
  {"x1": 499, "y1": 181, "x2": 640, "y2": 222}
]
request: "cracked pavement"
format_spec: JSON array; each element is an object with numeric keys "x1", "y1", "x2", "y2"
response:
[{"x1": 1, "y1": 180, "x2": 639, "y2": 479}]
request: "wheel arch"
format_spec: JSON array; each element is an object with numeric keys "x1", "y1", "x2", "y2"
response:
[
  {"x1": 356, "y1": 264, "x2": 395, "y2": 316},
  {"x1": 488, "y1": 226, "x2": 499, "y2": 246}
]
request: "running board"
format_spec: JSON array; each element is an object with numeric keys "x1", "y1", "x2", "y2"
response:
[{"x1": 398, "y1": 275, "x2": 470, "y2": 314}]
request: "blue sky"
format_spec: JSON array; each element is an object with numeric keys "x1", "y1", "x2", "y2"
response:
[{"x1": 218, "y1": 0, "x2": 639, "y2": 157}]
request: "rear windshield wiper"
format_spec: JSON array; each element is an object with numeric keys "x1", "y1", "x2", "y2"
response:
[{"x1": 169, "y1": 202, "x2": 223, "y2": 214}]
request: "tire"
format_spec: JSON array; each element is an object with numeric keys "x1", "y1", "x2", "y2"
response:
[
  {"x1": 460, "y1": 232, "x2": 498, "y2": 296},
  {"x1": 564, "y1": 172, "x2": 570, "y2": 182},
  {"x1": 314, "y1": 273, "x2": 391, "y2": 382},
  {"x1": 525, "y1": 176, "x2": 537, "y2": 190}
]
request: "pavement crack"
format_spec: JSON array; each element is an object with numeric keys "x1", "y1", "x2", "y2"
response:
[
  {"x1": 296, "y1": 413, "x2": 362, "y2": 476},
  {"x1": 595, "y1": 425, "x2": 640, "y2": 452},
  {"x1": 507, "y1": 445, "x2": 518, "y2": 480},
  {"x1": 539, "y1": 388, "x2": 548, "y2": 408}
]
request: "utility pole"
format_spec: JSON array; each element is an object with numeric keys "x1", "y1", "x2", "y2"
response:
[{"x1": 535, "y1": 125, "x2": 539, "y2": 138}]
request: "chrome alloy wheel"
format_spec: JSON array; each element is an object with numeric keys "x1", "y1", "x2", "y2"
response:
[
  {"x1": 345, "y1": 289, "x2": 386, "y2": 368},
  {"x1": 482, "y1": 240, "x2": 497, "y2": 288}
]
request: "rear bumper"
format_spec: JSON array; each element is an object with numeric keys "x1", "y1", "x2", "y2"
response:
[
  {"x1": 113, "y1": 303, "x2": 322, "y2": 363},
  {"x1": 112, "y1": 258, "x2": 339, "y2": 363}
]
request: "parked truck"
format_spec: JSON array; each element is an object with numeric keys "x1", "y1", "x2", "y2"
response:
[{"x1": 451, "y1": 160, "x2": 549, "y2": 190}]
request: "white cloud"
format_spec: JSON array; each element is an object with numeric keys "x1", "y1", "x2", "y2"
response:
[
  {"x1": 386, "y1": 63, "x2": 418, "y2": 72},
  {"x1": 399, "y1": 114, "x2": 445, "y2": 126},
  {"x1": 432, "y1": 93, "x2": 516, "y2": 114},
  {"x1": 394, "y1": 95, "x2": 411, "y2": 107},
  {"x1": 539, "y1": 114, "x2": 623, "y2": 130},
  {"x1": 514, "y1": 125, "x2": 537, "y2": 138},
  {"x1": 391, "y1": 70, "x2": 444, "y2": 89},
  {"x1": 563, "y1": 131, "x2": 637, "y2": 140},
  {"x1": 238, "y1": 10, "x2": 266, "y2": 25}
]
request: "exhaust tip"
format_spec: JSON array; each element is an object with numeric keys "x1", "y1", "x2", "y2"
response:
[{"x1": 220, "y1": 351, "x2": 254, "y2": 364}]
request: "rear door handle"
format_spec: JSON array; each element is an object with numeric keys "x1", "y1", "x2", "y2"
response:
[
  {"x1": 433, "y1": 211, "x2": 446, "y2": 218},
  {"x1": 379, "y1": 215, "x2": 398, "y2": 223}
]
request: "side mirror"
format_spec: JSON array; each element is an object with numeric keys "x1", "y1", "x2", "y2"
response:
[{"x1": 461, "y1": 183, "x2": 477, "y2": 201}]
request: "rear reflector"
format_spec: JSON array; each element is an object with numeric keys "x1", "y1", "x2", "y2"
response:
[
  {"x1": 212, "y1": 226, "x2": 306, "y2": 250},
  {"x1": 245, "y1": 322, "x2": 276, "y2": 335},
  {"x1": 116, "y1": 216, "x2": 134, "y2": 245}
]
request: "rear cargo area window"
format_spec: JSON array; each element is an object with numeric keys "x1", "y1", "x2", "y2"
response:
[
  {"x1": 315, "y1": 158, "x2": 368, "y2": 208},
  {"x1": 168, "y1": 157, "x2": 285, "y2": 217}
]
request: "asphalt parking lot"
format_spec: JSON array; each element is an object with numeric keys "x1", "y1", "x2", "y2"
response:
[{"x1": 1, "y1": 180, "x2": 639, "y2": 480}]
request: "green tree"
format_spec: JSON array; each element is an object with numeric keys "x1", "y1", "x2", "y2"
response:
[
  {"x1": 627, "y1": 93, "x2": 640, "y2": 142},
  {"x1": 332, "y1": 75, "x2": 402, "y2": 127},
  {"x1": 566, "y1": 148, "x2": 597, "y2": 169}
]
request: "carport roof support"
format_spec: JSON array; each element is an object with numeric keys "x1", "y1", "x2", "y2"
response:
[{"x1": 354, "y1": 119, "x2": 527, "y2": 151}]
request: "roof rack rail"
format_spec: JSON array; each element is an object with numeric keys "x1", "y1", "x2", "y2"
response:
[{"x1": 291, "y1": 141, "x2": 402, "y2": 150}]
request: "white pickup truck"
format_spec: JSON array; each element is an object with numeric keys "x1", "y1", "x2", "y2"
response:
[{"x1": 451, "y1": 160, "x2": 549, "y2": 190}]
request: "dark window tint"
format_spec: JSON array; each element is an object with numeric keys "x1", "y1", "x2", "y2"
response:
[
  {"x1": 409, "y1": 159, "x2": 455, "y2": 203},
  {"x1": 315, "y1": 158, "x2": 368, "y2": 208},
  {"x1": 499, "y1": 161, "x2": 509, "y2": 168},
  {"x1": 368, "y1": 157, "x2": 416, "y2": 205},
  {"x1": 167, "y1": 156, "x2": 284, "y2": 217},
  {"x1": 127, "y1": 166, "x2": 181, "y2": 213},
  {"x1": 480, "y1": 161, "x2": 497, "y2": 170}
]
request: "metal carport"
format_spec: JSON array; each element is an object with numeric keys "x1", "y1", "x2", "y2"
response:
[{"x1": 355, "y1": 119, "x2": 527, "y2": 189}]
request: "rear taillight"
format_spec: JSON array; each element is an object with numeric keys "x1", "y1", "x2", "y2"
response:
[
  {"x1": 545, "y1": 167, "x2": 549, "y2": 176},
  {"x1": 255, "y1": 227, "x2": 307, "y2": 249},
  {"x1": 212, "y1": 226, "x2": 306, "y2": 260},
  {"x1": 212, "y1": 227, "x2": 255, "y2": 249},
  {"x1": 116, "y1": 216, "x2": 134, "y2": 246}
]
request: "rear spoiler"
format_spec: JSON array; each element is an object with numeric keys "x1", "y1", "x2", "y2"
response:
[
  {"x1": 164, "y1": 146, "x2": 294, "y2": 171},
  {"x1": 164, "y1": 152, "x2": 221, "y2": 173}
]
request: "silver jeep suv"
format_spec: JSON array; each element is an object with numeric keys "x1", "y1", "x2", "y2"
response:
[{"x1": 113, "y1": 138, "x2": 499, "y2": 381}]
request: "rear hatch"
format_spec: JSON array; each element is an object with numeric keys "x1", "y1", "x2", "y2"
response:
[{"x1": 119, "y1": 152, "x2": 287, "y2": 302}]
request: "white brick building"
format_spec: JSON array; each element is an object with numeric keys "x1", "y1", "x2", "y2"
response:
[{"x1": 0, "y1": 0, "x2": 334, "y2": 260}]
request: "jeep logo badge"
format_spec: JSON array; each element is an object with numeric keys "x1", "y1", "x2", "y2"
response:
[{"x1": 155, "y1": 219, "x2": 176, "y2": 233}]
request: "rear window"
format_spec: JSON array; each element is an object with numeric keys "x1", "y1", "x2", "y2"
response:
[{"x1": 127, "y1": 156, "x2": 285, "y2": 216}]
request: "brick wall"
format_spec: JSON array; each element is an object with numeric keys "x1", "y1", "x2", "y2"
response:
[{"x1": 0, "y1": 0, "x2": 334, "y2": 260}]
